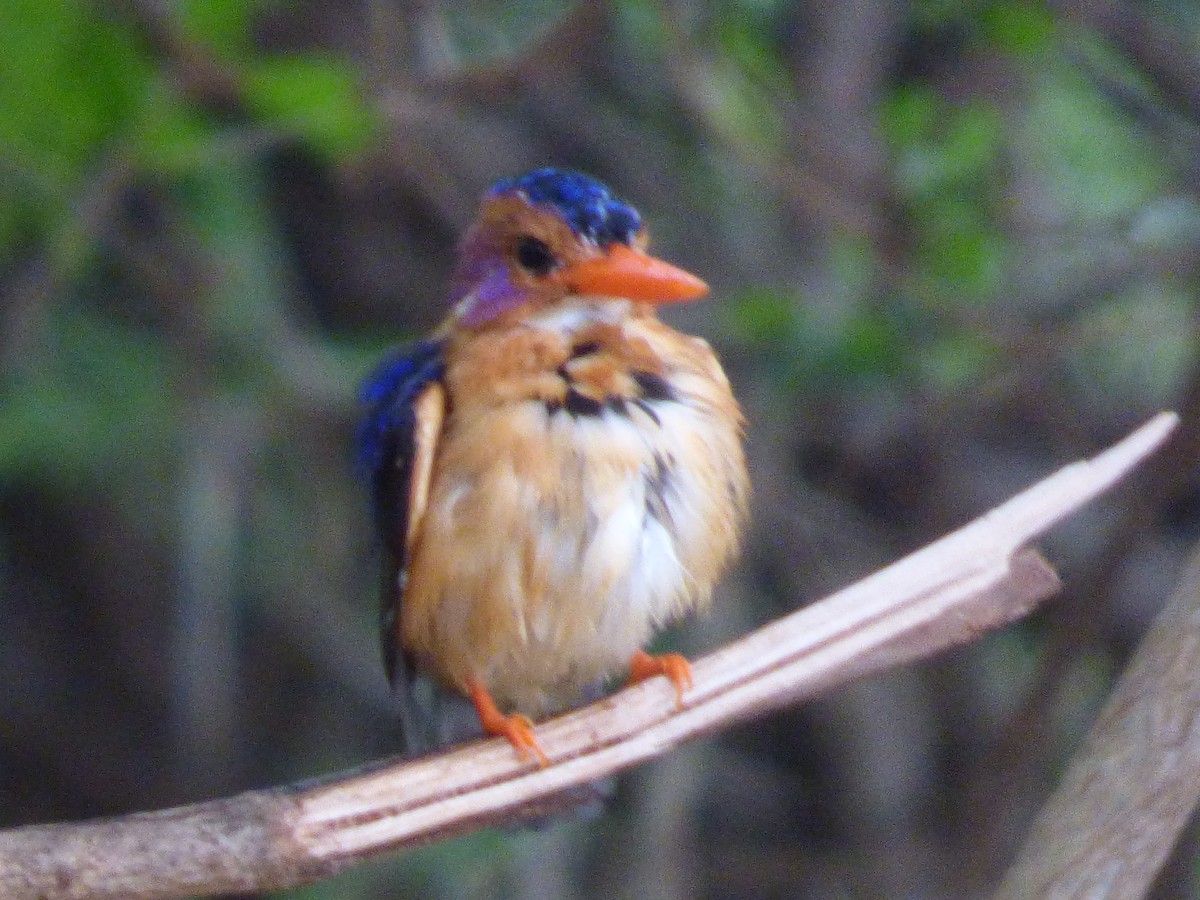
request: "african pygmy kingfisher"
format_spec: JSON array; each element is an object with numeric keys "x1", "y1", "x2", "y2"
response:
[{"x1": 359, "y1": 169, "x2": 749, "y2": 765}]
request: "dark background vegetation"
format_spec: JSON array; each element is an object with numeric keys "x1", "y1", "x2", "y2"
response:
[{"x1": 3, "y1": 0, "x2": 1200, "y2": 896}]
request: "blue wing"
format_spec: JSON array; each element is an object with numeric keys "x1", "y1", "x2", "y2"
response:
[{"x1": 356, "y1": 338, "x2": 446, "y2": 684}]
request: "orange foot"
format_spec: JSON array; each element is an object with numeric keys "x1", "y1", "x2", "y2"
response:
[
  {"x1": 627, "y1": 649, "x2": 694, "y2": 709},
  {"x1": 468, "y1": 676, "x2": 549, "y2": 767}
]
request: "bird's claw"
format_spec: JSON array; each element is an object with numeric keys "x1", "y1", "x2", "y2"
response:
[
  {"x1": 628, "y1": 649, "x2": 694, "y2": 709},
  {"x1": 492, "y1": 712, "x2": 550, "y2": 767},
  {"x1": 468, "y1": 676, "x2": 550, "y2": 767}
]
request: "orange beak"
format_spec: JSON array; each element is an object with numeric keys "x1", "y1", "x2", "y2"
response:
[{"x1": 553, "y1": 243, "x2": 709, "y2": 303}]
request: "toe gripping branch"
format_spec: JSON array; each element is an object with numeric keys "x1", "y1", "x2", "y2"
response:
[
  {"x1": 468, "y1": 677, "x2": 550, "y2": 767},
  {"x1": 628, "y1": 648, "x2": 694, "y2": 708},
  {"x1": 467, "y1": 650, "x2": 694, "y2": 769}
]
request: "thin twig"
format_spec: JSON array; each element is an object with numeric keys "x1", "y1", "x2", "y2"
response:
[{"x1": 0, "y1": 413, "x2": 1177, "y2": 900}]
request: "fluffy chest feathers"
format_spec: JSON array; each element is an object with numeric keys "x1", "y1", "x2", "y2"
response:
[{"x1": 399, "y1": 303, "x2": 748, "y2": 715}]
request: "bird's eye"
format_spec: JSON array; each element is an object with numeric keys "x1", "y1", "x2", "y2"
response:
[{"x1": 515, "y1": 237, "x2": 558, "y2": 276}]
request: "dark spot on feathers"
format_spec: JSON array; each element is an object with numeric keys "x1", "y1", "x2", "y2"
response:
[
  {"x1": 564, "y1": 389, "x2": 604, "y2": 417},
  {"x1": 633, "y1": 399, "x2": 661, "y2": 426},
  {"x1": 632, "y1": 370, "x2": 676, "y2": 403},
  {"x1": 570, "y1": 340, "x2": 602, "y2": 358}
]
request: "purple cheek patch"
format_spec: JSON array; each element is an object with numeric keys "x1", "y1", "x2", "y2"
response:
[{"x1": 459, "y1": 267, "x2": 520, "y2": 327}]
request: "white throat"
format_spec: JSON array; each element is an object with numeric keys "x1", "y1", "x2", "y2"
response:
[{"x1": 523, "y1": 297, "x2": 634, "y2": 336}]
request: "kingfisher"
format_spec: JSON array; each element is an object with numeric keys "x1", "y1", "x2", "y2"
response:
[{"x1": 358, "y1": 168, "x2": 749, "y2": 766}]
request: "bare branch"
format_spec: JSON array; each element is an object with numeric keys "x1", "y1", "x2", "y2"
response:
[
  {"x1": 0, "y1": 413, "x2": 1177, "y2": 900},
  {"x1": 1051, "y1": 0, "x2": 1200, "y2": 123},
  {"x1": 996, "y1": 505, "x2": 1200, "y2": 898}
]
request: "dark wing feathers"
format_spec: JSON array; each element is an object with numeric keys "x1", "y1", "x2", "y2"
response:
[{"x1": 356, "y1": 339, "x2": 446, "y2": 683}]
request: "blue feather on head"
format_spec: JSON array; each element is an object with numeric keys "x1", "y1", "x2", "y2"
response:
[{"x1": 489, "y1": 168, "x2": 642, "y2": 247}]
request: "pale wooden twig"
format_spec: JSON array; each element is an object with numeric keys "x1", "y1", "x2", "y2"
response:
[
  {"x1": 0, "y1": 413, "x2": 1177, "y2": 900},
  {"x1": 995, "y1": 515, "x2": 1200, "y2": 899}
]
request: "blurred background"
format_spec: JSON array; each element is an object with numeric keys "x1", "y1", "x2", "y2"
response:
[{"x1": 2, "y1": 0, "x2": 1199, "y2": 897}]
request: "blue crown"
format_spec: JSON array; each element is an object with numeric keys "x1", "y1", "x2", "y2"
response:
[{"x1": 489, "y1": 168, "x2": 642, "y2": 246}]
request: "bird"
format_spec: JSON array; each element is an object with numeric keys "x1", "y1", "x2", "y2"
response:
[{"x1": 358, "y1": 168, "x2": 749, "y2": 766}]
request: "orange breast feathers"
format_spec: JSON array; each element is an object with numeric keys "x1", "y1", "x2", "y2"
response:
[{"x1": 397, "y1": 307, "x2": 749, "y2": 716}]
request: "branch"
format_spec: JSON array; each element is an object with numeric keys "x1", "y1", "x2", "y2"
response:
[
  {"x1": 0, "y1": 413, "x2": 1178, "y2": 900},
  {"x1": 995, "y1": 511, "x2": 1200, "y2": 898},
  {"x1": 1051, "y1": 0, "x2": 1200, "y2": 124}
]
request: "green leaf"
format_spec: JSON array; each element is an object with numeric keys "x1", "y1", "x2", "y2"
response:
[
  {"x1": 716, "y1": 15, "x2": 791, "y2": 97},
  {"x1": 178, "y1": 0, "x2": 258, "y2": 59},
  {"x1": 243, "y1": 55, "x2": 377, "y2": 159},
  {"x1": 832, "y1": 312, "x2": 910, "y2": 381},
  {"x1": 917, "y1": 199, "x2": 1007, "y2": 298},
  {"x1": 880, "y1": 85, "x2": 940, "y2": 148},
  {"x1": 889, "y1": 95, "x2": 1003, "y2": 198},
  {"x1": 703, "y1": 57, "x2": 786, "y2": 149},
  {"x1": 133, "y1": 86, "x2": 221, "y2": 175},
  {"x1": 1021, "y1": 67, "x2": 1167, "y2": 223},
  {"x1": 177, "y1": 162, "x2": 291, "y2": 372},
  {"x1": 0, "y1": 1, "x2": 150, "y2": 186},
  {"x1": 727, "y1": 288, "x2": 802, "y2": 346},
  {"x1": 941, "y1": 103, "x2": 1003, "y2": 180},
  {"x1": 0, "y1": 0, "x2": 151, "y2": 257},
  {"x1": 981, "y1": 0, "x2": 1057, "y2": 58}
]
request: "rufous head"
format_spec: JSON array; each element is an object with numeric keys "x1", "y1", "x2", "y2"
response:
[{"x1": 448, "y1": 168, "x2": 708, "y2": 328}]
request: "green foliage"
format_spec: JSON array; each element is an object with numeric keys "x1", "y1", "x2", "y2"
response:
[
  {"x1": 0, "y1": 1, "x2": 149, "y2": 183},
  {"x1": 178, "y1": 0, "x2": 261, "y2": 59},
  {"x1": 133, "y1": 86, "x2": 224, "y2": 175},
  {"x1": 438, "y1": 0, "x2": 572, "y2": 61},
  {"x1": 181, "y1": 160, "x2": 294, "y2": 369},
  {"x1": 884, "y1": 87, "x2": 1009, "y2": 302},
  {"x1": 611, "y1": 0, "x2": 674, "y2": 54},
  {"x1": 727, "y1": 284, "x2": 916, "y2": 392},
  {"x1": 0, "y1": 308, "x2": 177, "y2": 487},
  {"x1": 887, "y1": 91, "x2": 1004, "y2": 196},
  {"x1": 1021, "y1": 65, "x2": 1168, "y2": 223},
  {"x1": 980, "y1": 0, "x2": 1057, "y2": 57},
  {"x1": 917, "y1": 331, "x2": 999, "y2": 392},
  {"x1": 707, "y1": 4, "x2": 794, "y2": 151},
  {"x1": 913, "y1": 0, "x2": 1056, "y2": 53},
  {"x1": 0, "y1": 2, "x2": 150, "y2": 247},
  {"x1": 703, "y1": 60, "x2": 788, "y2": 150},
  {"x1": 1067, "y1": 283, "x2": 1197, "y2": 407},
  {"x1": 714, "y1": 13, "x2": 791, "y2": 98},
  {"x1": 243, "y1": 55, "x2": 377, "y2": 160},
  {"x1": 727, "y1": 224, "x2": 1004, "y2": 395},
  {"x1": 0, "y1": 0, "x2": 378, "y2": 493},
  {"x1": 0, "y1": 0, "x2": 376, "y2": 265}
]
